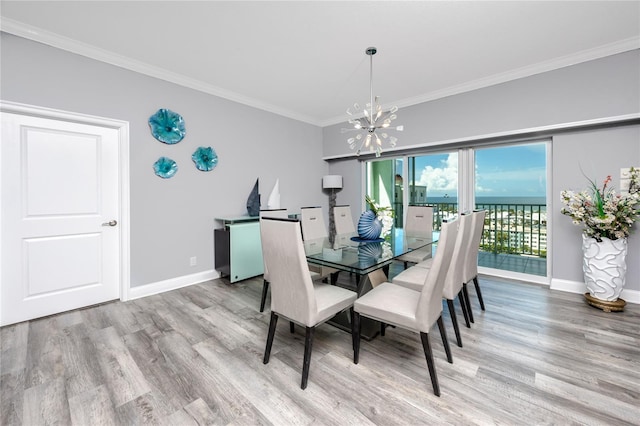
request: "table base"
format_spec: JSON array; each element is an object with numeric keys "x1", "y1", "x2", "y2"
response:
[
  {"x1": 326, "y1": 269, "x2": 388, "y2": 341},
  {"x1": 328, "y1": 311, "x2": 382, "y2": 341}
]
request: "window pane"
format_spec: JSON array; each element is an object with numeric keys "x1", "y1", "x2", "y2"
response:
[
  {"x1": 409, "y1": 152, "x2": 458, "y2": 229},
  {"x1": 475, "y1": 142, "x2": 547, "y2": 276},
  {"x1": 366, "y1": 158, "x2": 401, "y2": 225}
]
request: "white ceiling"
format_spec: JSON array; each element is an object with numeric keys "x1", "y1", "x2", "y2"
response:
[{"x1": 2, "y1": 1, "x2": 639, "y2": 126}]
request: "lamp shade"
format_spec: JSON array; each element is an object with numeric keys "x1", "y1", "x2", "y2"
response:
[{"x1": 322, "y1": 175, "x2": 343, "y2": 189}]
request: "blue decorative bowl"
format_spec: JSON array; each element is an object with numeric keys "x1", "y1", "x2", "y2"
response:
[
  {"x1": 192, "y1": 146, "x2": 218, "y2": 171},
  {"x1": 153, "y1": 156, "x2": 178, "y2": 178},
  {"x1": 149, "y1": 108, "x2": 186, "y2": 144},
  {"x1": 357, "y1": 210, "x2": 383, "y2": 240}
]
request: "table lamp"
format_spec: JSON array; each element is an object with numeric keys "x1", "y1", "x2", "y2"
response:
[{"x1": 323, "y1": 175, "x2": 343, "y2": 243}]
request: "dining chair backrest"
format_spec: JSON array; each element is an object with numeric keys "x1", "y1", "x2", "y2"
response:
[
  {"x1": 405, "y1": 206, "x2": 434, "y2": 238},
  {"x1": 415, "y1": 218, "x2": 458, "y2": 332},
  {"x1": 442, "y1": 213, "x2": 473, "y2": 300},
  {"x1": 259, "y1": 209, "x2": 289, "y2": 219},
  {"x1": 333, "y1": 205, "x2": 355, "y2": 234},
  {"x1": 300, "y1": 206, "x2": 327, "y2": 240},
  {"x1": 260, "y1": 217, "x2": 318, "y2": 326},
  {"x1": 462, "y1": 209, "x2": 487, "y2": 283},
  {"x1": 259, "y1": 209, "x2": 289, "y2": 283}
]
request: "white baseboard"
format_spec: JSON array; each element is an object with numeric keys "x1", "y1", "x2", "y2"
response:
[
  {"x1": 127, "y1": 269, "x2": 219, "y2": 301},
  {"x1": 479, "y1": 267, "x2": 550, "y2": 286},
  {"x1": 550, "y1": 278, "x2": 640, "y2": 304}
]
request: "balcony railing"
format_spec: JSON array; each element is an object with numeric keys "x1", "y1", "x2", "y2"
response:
[{"x1": 393, "y1": 202, "x2": 547, "y2": 258}]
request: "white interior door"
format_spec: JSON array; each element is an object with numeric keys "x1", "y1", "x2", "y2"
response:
[{"x1": 1, "y1": 111, "x2": 121, "y2": 325}]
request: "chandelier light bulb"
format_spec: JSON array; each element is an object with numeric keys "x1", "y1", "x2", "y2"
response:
[{"x1": 344, "y1": 47, "x2": 403, "y2": 158}]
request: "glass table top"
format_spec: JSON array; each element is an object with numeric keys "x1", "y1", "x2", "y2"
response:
[{"x1": 304, "y1": 229, "x2": 437, "y2": 275}]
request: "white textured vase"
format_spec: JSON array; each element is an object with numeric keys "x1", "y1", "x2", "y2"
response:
[{"x1": 582, "y1": 235, "x2": 627, "y2": 301}]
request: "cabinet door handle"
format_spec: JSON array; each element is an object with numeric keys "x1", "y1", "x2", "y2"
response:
[{"x1": 102, "y1": 220, "x2": 118, "y2": 227}]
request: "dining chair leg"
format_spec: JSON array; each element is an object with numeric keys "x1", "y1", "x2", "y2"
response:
[
  {"x1": 446, "y1": 299, "x2": 463, "y2": 348},
  {"x1": 437, "y1": 315, "x2": 453, "y2": 364},
  {"x1": 473, "y1": 276, "x2": 486, "y2": 311},
  {"x1": 301, "y1": 326, "x2": 315, "y2": 390},
  {"x1": 420, "y1": 331, "x2": 440, "y2": 397},
  {"x1": 349, "y1": 308, "x2": 355, "y2": 352},
  {"x1": 259, "y1": 280, "x2": 269, "y2": 312},
  {"x1": 462, "y1": 283, "x2": 474, "y2": 323},
  {"x1": 458, "y1": 290, "x2": 471, "y2": 328},
  {"x1": 353, "y1": 312, "x2": 361, "y2": 364},
  {"x1": 380, "y1": 322, "x2": 386, "y2": 336},
  {"x1": 263, "y1": 312, "x2": 278, "y2": 364},
  {"x1": 290, "y1": 322, "x2": 295, "y2": 333}
]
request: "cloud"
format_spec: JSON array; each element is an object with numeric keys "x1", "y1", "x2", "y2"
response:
[
  {"x1": 417, "y1": 154, "x2": 458, "y2": 192},
  {"x1": 412, "y1": 150, "x2": 546, "y2": 197}
]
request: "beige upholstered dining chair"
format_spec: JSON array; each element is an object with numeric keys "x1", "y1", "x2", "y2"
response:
[
  {"x1": 300, "y1": 206, "x2": 328, "y2": 240},
  {"x1": 461, "y1": 209, "x2": 488, "y2": 321},
  {"x1": 333, "y1": 205, "x2": 356, "y2": 234},
  {"x1": 352, "y1": 218, "x2": 459, "y2": 397},
  {"x1": 392, "y1": 213, "x2": 474, "y2": 347},
  {"x1": 259, "y1": 209, "x2": 321, "y2": 312},
  {"x1": 260, "y1": 217, "x2": 357, "y2": 389},
  {"x1": 300, "y1": 206, "x2": 339, "y2": 282},
  {"x1": 396, "y1": 205, "x2": 434, "y2": 269}
]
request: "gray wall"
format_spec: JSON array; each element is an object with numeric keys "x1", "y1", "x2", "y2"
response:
[
  {"x1": 325, "y1": 158, "x2": 363, "y2": 224},
  {"x1": 552, "y1": 126, "x2": 640, "y2": 288},
  {"x1": 1, "y1": 33, "x2": 328, "y2": 288},
  {"x1": 326, "y1": 50, "x2": 640, "y2": 293},
  {"x1": 323, "y1": 50, "x2": 640, "y2": 158}
]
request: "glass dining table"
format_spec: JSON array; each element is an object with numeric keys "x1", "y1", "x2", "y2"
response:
[{"x1": 304, "y1": 229, "x2": 438, "y2": 340}]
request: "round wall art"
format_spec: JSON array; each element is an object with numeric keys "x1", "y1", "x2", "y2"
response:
[
  {"x1": 192, "y1": 146, "x2": 218, "y2": 171},
  {"x1": 153, "y1": 156, "x2": 178, "y2": 178},
  {"x1": 148, "y1": 108, "x2": 186, "y2": 144}
]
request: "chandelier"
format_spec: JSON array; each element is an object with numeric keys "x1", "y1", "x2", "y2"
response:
[{"x1": 343, "y1": 47, "x2": 403, "y2": 157}]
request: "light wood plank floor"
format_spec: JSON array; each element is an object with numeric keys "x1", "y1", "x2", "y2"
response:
[{"x1": 2, "y1": 269, "x2": 639, "y2": 425}]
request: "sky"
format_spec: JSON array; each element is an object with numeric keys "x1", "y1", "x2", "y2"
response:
[{"x1": 412, "y1": 142, "x2": 547, "y2": 198}]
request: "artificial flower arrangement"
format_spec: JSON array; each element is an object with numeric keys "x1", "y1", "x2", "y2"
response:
[
  {"x1": 560, "y1": 168, "x2": 640, "y2": 241},
  {"x1": 365, "y1": 195, "x2": 394, "y2": 238}
]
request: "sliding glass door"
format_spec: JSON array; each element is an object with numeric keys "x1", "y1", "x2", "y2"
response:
[
  {"x1": 364, "y1": 140, "x2": 549, "y2": 278},
  {"x1": 474, "y1": 142, "x2": 548, "y2": 276},
  {"x1": 365, "y1": 152, "x2": 458, "y2": 230}
]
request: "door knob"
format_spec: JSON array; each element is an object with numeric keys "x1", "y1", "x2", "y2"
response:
[{"x1": 102, "y1": 220, "x2": 118, "y2": 227}]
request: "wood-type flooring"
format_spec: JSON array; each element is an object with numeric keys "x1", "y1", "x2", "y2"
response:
[{"x1": 2, "y1": 269, "x2": 639, "y2": 425}]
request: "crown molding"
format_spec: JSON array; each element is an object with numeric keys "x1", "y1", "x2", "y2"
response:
[
  {"x1": 321, "y1": 113, "x2": 640, "y2": 161},
  {"x1": 0, "y1": 18, "x2": 321, "y2": 126},
  {"x1": 319, "y1": 36, "x2": 640, "y2": 127},
  {"x1": 3, "y1": 18, "x2": 638, "y2": 129}
]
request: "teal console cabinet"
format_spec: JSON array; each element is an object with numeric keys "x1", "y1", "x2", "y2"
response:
[{"x1": 214, "y1": 216, "x2": 263, "y2": 283}]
